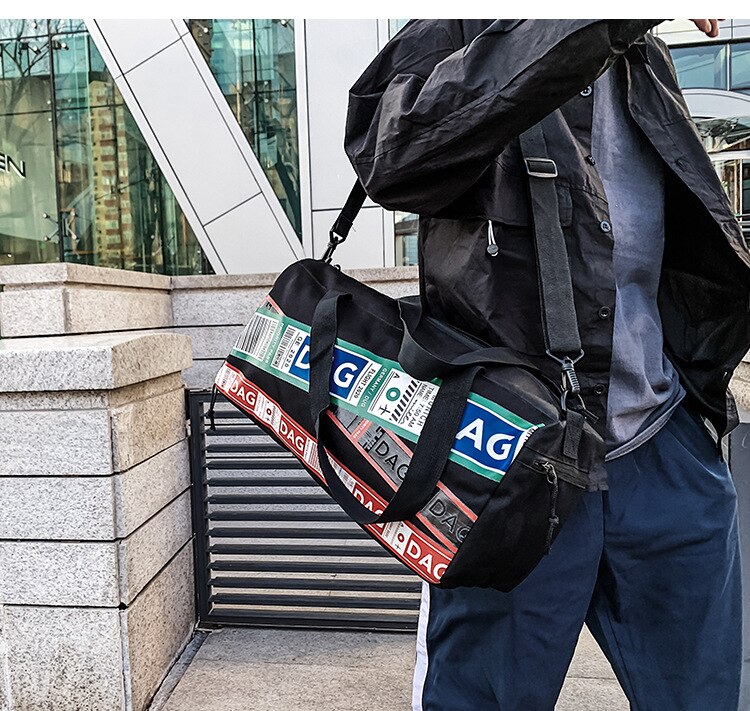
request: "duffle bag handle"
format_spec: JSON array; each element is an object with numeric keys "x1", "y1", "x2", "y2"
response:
[
  {"x1": 396, "y1": 297, "x2": 542, "y2": 381},
  {"x1": 308, "y1": 289, "x2": 482, "y2": 525}
]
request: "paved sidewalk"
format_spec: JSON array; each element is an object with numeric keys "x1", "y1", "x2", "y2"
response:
[{"x1": 153, "y1": 627, "x2": 626, "y2": 710}]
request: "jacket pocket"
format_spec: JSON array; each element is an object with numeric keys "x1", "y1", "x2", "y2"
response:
[{"x1": 484, "y1": 161, "x2": 573, "y2": 228}]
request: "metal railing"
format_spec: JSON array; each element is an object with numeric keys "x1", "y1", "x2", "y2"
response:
[{"x1": 188, "y1": 390, "x2": 421, "y2": 631}]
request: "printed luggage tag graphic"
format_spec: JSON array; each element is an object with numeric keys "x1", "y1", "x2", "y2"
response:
[
  {"x1": 214, "y1": 362, "x2": 453, "y2": 584},
  {"x1": 226, "y1": 305, "x2": 540, "y2": 482}
]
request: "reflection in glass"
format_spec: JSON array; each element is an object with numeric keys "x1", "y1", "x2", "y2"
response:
[
  {"x1": 671, "y1": 44, "x2": 727, "y2": 90},
  {"x1": 0, "y1": 35, "x2": 58, "y2": 266},
  {"x1": 0, "y1": 20, "x2": 50, "y2": 39},
  {"x1": 0, "y1": 21, "x2": 207, "y2": 274},
  {"x1": 388, "y1": 19, "x2": 409, "y2": 37},
  {"x1": 395, "y1": 211, "x2": 419, "y2": 266},
  {"x1": 731, "y1": 41, "x2": 750, "y2": 93},
  {"x1": 189, "y1": 19, "x2": 301, "y2": 238}
]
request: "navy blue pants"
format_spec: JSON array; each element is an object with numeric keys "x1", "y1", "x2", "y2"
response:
[{"x1": 413, "y1": 404, "x2": 742, "y2": 710}]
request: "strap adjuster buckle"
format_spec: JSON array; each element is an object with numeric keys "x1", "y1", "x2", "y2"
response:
[{"x1": 524, "y1": 157, "x2": 558, "y2": 179}]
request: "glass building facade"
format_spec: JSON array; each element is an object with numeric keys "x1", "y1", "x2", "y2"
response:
[
  {"x1": 671, "y1": 40, "x2": 750, "y2": 93},
  {"x1": 1, "y1": 20, "x2": 745, "y2": 273},
  {"x1": 669, "y1": 39, "x2": 750, "y2": 237},
  {"x1": 0, "y1": 19, "x2": 207, "y2": 273},
  {"x1": 189, "y1": 19, "x2": 301, "y2": 238}
]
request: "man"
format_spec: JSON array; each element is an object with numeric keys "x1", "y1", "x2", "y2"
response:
[{"x1": 344, "y1": 19, "x2": 749, "y2": 711}]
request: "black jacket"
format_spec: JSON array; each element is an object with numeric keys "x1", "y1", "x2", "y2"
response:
[{"x1": 345, "y1": 19, "x2": 750, "y2": 440}]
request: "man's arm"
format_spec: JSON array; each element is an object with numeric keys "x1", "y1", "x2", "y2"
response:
[{"x1": 345, "y1": 19, "x2": 661, "y2": 214}]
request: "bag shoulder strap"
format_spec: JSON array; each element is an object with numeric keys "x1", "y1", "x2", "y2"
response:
[
  {"x1": 517, "y1": 120, "x2": 583, "y2": 362},
  {"x1": 329, "y1": 120, "x2": 585, "y2": 396}
]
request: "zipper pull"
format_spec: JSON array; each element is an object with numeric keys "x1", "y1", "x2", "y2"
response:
[
  {"x1": 535, "y1": 459, "x2": 560, "y2": 553},
  {"x1": 486, "y1": 220, "x2": 499, "y2": 257}
]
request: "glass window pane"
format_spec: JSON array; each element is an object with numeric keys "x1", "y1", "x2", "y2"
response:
[
  {"x1": 670, "y1": 44, "x2": 728, "y2": 90},
  {"x1": 0, "y1": 20, "x2": 49, "y2": 39},
  {"x1": 52, "y1": 28, "x2": 204, "y2": 274},
  {"x1": 394, "y1": 211, "x2": 418, "y2": 266},
  {"x1": 189, "y1": 19, "x2": 301, "y2": 238},
  {"x1": 713, "y1": 160, "x2": 740, "y2": 215},
  {"x1": 0, "y1": 19, "x2": 205, "y2": 273},
  {"x1": 0, "y1": 31, "x2": 58, "y2": 266},
  {"x1": 50, "y1": 20, "x2": 86, "y2": 35},
  {"x1": 731, "y1": 41, "x2": 750, "y2": 92},
  {"x1": 0, "y1": 110, "x2": 59, "y2": 265},
  {"x1": 389, "y1": 20, "x2": 409, "y2": 38},
  {"x1": 0, "y1": 38, "x2": 52, "y2": 112}
]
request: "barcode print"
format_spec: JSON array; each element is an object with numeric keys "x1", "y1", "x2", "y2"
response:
[
  {"x1": 393, "y1": 381, "x2": 418, "y2": 419},
  {"x1": 271, "y1": 326, "x2": 296, "y2": 370},
  {"x1": 234, "y1": 313, "x2": 278, "y2": 360}
]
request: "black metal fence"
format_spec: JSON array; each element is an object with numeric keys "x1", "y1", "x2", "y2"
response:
[{"x1": 188, "y1": 390, "x2": 421, "y2": 631}]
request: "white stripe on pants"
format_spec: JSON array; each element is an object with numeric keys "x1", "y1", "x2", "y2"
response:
[{"x1": 412, "y1": 581, "x2": 431, "y2": 711}]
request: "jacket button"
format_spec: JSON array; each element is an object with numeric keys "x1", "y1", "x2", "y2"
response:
[
  {"x1": 598, "y1": 306, "x2": 611, "y2": 319},
  {"x1": 585, "y1": 155, "x2": 596, "y2": 165},
  {"x1": 599, "y1": 220, "x2": 612, "y2": 233},
  {"x1": 580, "y1": 85, "x2": 593, "y2": 97},
  {"x1": 594, "y1": 384, "x2": 607, "y2": 395}
]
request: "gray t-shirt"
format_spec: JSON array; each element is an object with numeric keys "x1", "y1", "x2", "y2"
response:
[{"x1": 591, "y1": 61, "x2": 684, "y2": 460}]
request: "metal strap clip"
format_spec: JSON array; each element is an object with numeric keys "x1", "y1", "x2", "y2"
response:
[{"x1": 524, "y1": 157, "x2": 558, "y2": 179}]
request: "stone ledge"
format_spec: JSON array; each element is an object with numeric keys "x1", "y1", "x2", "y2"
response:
[
  {"x1": 0, "y1": 331, "x2": 192, "y2": 392},
  {"x1": 0, "y1": 263, "x2": 173, "y2": 337},
  {"x1": 170, "y1": 265, "x2": 419, "y2": 290},
  {"x1": 0, "y1": 262, "x2": 171, "y2": 290}
]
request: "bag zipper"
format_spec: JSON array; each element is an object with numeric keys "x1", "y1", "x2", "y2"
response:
[
  {"x1": 533, "y1": 457, "x2": 587, "y2": 490},
  {"x1": 486, "y1": 220, "x2": 499, "y2": 257}
]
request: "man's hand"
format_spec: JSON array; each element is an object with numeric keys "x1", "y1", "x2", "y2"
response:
[{"x1": 689, "y1": 19, "x2": 722, "y2": 37}]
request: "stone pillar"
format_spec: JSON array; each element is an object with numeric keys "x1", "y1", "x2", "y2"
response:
[{"x1": 0, "y1": 266, "x2": 194, "y2": 711}]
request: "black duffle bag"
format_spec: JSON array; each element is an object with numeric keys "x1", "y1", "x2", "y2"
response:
[{"x1": 212, "y1": 122, "x2": 605, "y2": 591}]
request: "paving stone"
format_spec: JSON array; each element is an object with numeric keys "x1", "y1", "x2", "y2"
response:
[
  {"x1": 123, "y1": 543, "x2": 195, "y2": 711},
  {"x1": 3, "y1": 605, "x2": 126, "y2": 711},
  {"x1": 118, "y1": 491, "x2": 192, "y2": 603},
  {"x1": 566, "y1": 627, "x2": 617, "y2": 680},
  {"x1": 0, "y1": 541, "x2": 119, "y2": 606},
  {"x1": 111, "y1": 387, "x2": 187, "y2": 471},
  {"x1": 158, "y1": 626, "x2": 631, "y2": 711},
  {"x1": 115, "y1": 439, "x2": 190, "y2": 537},
  {"x1": 556, "y1": 677, "x2": 628, "y2": 710},
  {"x1": 194, "y1": 627, "x2": 413, "y2": 668},
  {"x1": 161, "y1": 659, "x2": 412, "y2": 711}
]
